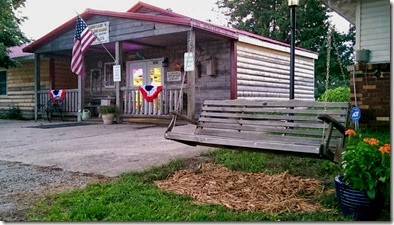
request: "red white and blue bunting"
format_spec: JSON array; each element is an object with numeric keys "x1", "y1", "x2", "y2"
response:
[
  {"x1": 49, "y1": 89, "x2": 66, "y2": 101},
  {"x1": 138, "y1": 85, "x2": 162, "y2": 102}
]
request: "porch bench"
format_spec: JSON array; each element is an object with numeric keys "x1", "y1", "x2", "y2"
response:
[{"x1": 165, "y1": 99, "x2": 350, "y2": 162}]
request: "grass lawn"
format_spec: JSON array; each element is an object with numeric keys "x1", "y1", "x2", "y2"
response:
[{"x1": 28, "y1": 127, "x2": 390, "y2": 222}]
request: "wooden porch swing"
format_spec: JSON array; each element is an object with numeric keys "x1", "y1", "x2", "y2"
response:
[{"x1": 164, "y1": 26, "x2": 350, "y2": 163}]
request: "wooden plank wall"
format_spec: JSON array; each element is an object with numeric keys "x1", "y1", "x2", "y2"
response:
[
  {"x1": 36, "y1": 16, "x2": 190, "y2": 54},
  {"x1": 114, "y1": 40, "x2": 231, "y2": 117},
  {"x1": 0, "y1": 58, "x2": 50, "y2": 118},
  {"x1": 236, "y1": 42, "x2": 315, "y2": 101},
  {"x1": 53, "y1": 58, "x2": 78, "y2": 89},
  {"x1": 194, "y1": 40, "x2": 232, "y2": 115},
  {"x1": 359, "y1": 0, "x2": 390, "y2": 63},
  {"x1": 157, "y1": 40, "x2": 232, "y2": 116}
]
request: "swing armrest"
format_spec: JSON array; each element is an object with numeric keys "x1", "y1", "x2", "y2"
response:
[
  {"x1": 317, "y1": 114, "x2": 346, "y2": 134},
  {"x1": 318, "y1": 114, "x2": 347, "y2": 163}
]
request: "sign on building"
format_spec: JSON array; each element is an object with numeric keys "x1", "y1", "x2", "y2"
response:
[
  {"x1": 166, "y1": 71, "x2": 182, "y2": 82},
  {"x1": 184, "y1": 52, "x2": 195, "y2": 71},
  {"x1": 113, "y1": 65, "x2": 121, "y2": 82},
  {"x1": 89, "y1": 21, "x2": 110, "y2": 45}
]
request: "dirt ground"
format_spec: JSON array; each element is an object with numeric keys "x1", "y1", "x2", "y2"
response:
[
  {"x1": 0, "y1": 160, "x2": 112, "y2": 221},
  {"x1": 0, "y1": 119, "x2": 209, "y2": 221},
  {"x1": 0, "y1": 155, "x2": 211, "y2": 222}
]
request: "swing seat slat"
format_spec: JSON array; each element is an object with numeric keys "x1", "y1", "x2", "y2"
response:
[{"x1": 165, "y1": 99, "x2": 350, "y2": 163}]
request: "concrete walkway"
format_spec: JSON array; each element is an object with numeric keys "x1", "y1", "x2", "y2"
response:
[{"x1": 0, "y1": 119, "x2": 210, "y2": 177}]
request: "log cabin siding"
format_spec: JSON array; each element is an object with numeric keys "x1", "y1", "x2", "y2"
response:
[
  {"x1": 236, "y1": 42, "x2": 315, "y2": 101},
  {"x1": 358, "y1": 0, "x2": 390, "y2": 63},
  {"x1": 0, "y1": 57, "x2": 75, "y2": 118},
  {"x1": 0, "y1": 59, "x2": 50, "y2": 117}
]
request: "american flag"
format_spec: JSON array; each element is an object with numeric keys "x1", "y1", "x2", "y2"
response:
[{"x1": 70, "y1": 16, "x2": 96, "y2": 76}]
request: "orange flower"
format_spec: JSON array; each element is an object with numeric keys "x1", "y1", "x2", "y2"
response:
[
  {"x1": 363, "y1": 138, "x2": 379, "y2": 146},
  {"x1": 345, "y1": 129, "x2": 356, "y2": 136},
  {"x1": 379, "y1": 144, "x2": 390, "y2": 154}
]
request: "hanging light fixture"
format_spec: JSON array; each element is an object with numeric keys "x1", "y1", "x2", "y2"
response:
[{"x1": 288, "y1": 0, "x2": 299, "y2": 6}]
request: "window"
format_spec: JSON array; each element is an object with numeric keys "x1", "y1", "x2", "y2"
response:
[
  {"x1": 0, "y1": 70, "x2": 6, "y2": 95},
  {"x1": 103, "y1": 62, "x2": 115, "y2": 88}
]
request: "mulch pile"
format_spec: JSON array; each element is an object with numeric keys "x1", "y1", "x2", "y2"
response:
[{"x1": 154, "y1": 163, "x2": 330, "y2": 214}]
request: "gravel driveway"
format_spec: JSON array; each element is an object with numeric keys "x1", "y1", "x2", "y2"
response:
[
  {"x1": 0, "y1": 119, "x2": 208, "y2": 221},
  {"x1": 0, "y1": 160, "x2": 111, "y2": 221}
]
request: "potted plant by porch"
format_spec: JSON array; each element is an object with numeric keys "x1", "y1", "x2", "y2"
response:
[
  {"x1": 335, "y1": 129, "x2": 390, "y2": 221},
  {"x1": 97, "y1": 105, "x2": 119, "y2": 125}
]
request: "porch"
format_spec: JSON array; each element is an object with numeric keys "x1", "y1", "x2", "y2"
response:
[{"x1": 36, "y1": 87, "x2": 183, "y2": 120}]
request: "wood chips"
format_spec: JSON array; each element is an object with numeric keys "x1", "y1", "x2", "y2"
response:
[{"x1": 154, "y1": 163, "x2": 329, "y2": 214}]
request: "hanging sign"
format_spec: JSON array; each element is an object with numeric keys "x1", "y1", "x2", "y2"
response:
[
  {"x1": 350, "y1": 106, "x2": 361, "y2": 122},
  {"x1": 88, "y1": 21, "x2": 109, "y2": 45},
  {"x1": 184, "y1": 52, "x2": 195, "y2": 71},
  {"x1": 166, "y1": 71, "x2": 182, "y2": 82},
  {"x1": 113, "y1": 64, "x2": 121, "y2": 82}
]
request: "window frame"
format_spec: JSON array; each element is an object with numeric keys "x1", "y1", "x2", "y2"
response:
[
  {"x1": 0, "y1": 69, "x2": 7, "y2": 96},
  {"x1": 103, "y1": 62, "x2": 115, "y2": 88}
]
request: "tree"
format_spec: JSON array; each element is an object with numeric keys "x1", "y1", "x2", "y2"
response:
[
  {"x1": 315, "y1": 25, "x2": 355, "y2": 97},
  {"x1": 216, "y1": 0, "x2": 355, "y2": 98},
  {"x1": 0, "y1": 0, "x2": 30, "y2": 69}
]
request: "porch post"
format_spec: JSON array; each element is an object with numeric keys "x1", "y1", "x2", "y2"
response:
[
  {"x1": 34, "y1": 53, "x2": 41, "y2": 121},
  {"x1": 77, "y1": 58, "x2": 84, "y2": 122},
  {"x1": 115, "y1": 41, "x2": 123, "y2": 123},
  {"x1": 187, "y1": 30, "x2": 196, "y2": 121},
  {"x1": 230, "y1": 41, "x2": 238, "y2": 99}
]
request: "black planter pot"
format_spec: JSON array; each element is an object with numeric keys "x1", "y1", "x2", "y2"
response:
[{"x1": 335, "y1": 175, "x2": 384, "y2": 221}]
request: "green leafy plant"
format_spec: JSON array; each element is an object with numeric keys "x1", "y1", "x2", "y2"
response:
[
  {"x1": 318, "y1": 87, "x2": 350, "y2": 102},
  {"x1": 0, "y1": 105, "x2": 23, "y2": 120},
  {"x1": 97, "y1": 105, "x2": 119, "y2": 115},
  {"x1": 341, "y1": 129, "x2": 390, "y2": 200}
]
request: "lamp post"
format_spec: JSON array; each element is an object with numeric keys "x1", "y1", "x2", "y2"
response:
[{"x1": 288, "y1": 0, "x2": 299, "y2": 99}]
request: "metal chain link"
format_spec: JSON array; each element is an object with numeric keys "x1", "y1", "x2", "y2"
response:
[
  {"x1": 325, "y1": 27, "x2": 333, "y2": 103},
  {"x1": 322, "y1": 21, "x2": 333, "y2": 141},
  {"x1": 332, "y1": 32, "x2": 347, "y2": 81}
]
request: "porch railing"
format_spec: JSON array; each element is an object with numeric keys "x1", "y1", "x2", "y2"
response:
[
  {"x1": 121, "y1": 87, "x2": 183, "y2": 116},
  {"x1": 37, "y1": 88, "x2": 182, "y2": 116},
  {"x1": 37, "y1": 89, "x2": 79, "y2": 113}
]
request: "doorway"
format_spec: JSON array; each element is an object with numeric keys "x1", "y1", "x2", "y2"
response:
[{"x1": 126, "y1": 58, "x2": 163, "y2": 115}]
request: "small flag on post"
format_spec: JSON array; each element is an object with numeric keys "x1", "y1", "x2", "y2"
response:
[{"x1": 70, "y1": 16, "x2": 96, "y2": 76}]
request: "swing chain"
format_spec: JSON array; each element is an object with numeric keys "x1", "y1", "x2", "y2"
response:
[
  {"x1": 166, "y1": 28, "x2": 195, "y2": 132},
  {"x1": 322, "y1": 4, "x2": 334, "y2": 141},
  {"x1": 324, "y1": 0, "x2": 333, "y2": 104},
  {"x1": 324, "y1": 26, "x2": 333, "y2": 103},
  {"x1": 332, "y1": 33, "x2": 347, "y2": 81},
  {"x1": 174, "y1": 28, "x2": 194, "y2": 113}
]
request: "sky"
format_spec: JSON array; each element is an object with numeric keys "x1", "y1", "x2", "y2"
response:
[{"x1": 18, "y1": 0, "x2": 351, "y2": 41}]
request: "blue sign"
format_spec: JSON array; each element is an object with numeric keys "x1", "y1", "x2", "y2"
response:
[{"x1": 350, "y1": 106, "x2": 361, "y2": 122}]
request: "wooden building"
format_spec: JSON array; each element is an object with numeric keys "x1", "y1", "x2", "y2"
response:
[
  {"x1": 0, "y1": 45, "x2": 77, "y2": 118},
  {"x1": 18, "y1": 1, "x2": 318, "y2": 121},
  {"x1": 324, "y1": 0, "x2": 390, "y2": 126}
]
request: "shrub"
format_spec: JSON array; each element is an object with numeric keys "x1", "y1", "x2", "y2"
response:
[
  {"x1": 0, "y1": 106, "x2": 24, "y2": 120},
  {"x1": 97, "y1": 105, "x2": 119, "y2": 115},
  {"x1": 318, "y1": 87, "x2": 350, "y2": 102}
]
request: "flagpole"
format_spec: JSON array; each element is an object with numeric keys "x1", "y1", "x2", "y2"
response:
[{"x1": 76, "y1": 13, "x2": 117, "y2": 63}]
